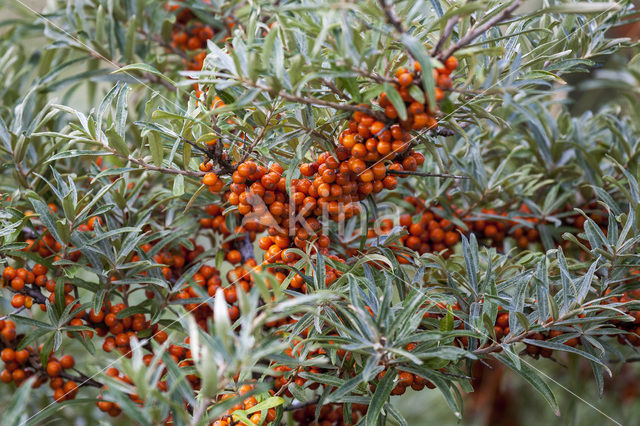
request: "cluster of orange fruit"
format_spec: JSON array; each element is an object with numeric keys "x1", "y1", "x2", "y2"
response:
[
  {"x1": 1, "y1": 341, "x2": 78, "y2": 401},
  {"x1": 394, "y1": 196, "x2": 462, "y2": 260},
  {"x1": 376, "y1": 367, "x2": 436, "y2": 396},
  {"x1": 607, "y1": 288, "x2": 640, "y2": 346},
  {"x1": 91, "y1": 303, "x2": 153, "y2": 356},
  {"x1": 211, "y1": 384, "x2": 277, "y2": 426},
  {"x1": 291, "y1": 402, "x2": 368, "y2": 425}
]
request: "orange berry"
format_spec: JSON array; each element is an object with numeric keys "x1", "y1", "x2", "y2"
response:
[
  {"x1": 445, "y1": 56, "x2": 458, "y2": 71},
  {"x1": 10, "y1": 277, "x2": 24, "y2": 291},
  {"x1": 227, "y1": 250, "x2": 242, "y2": 264},
  {"x1": 46, "y1": 361, "x2": 62, "y2": 377},
  {"x1": 382, "y1": 176, "x2": 397, "y2": 190},
  {"x1": 203, "y1": 172, "x2": 219, "y2": 186},
  {"x1": 11, "y1": 294, "x2": 25, "y2": 308},
  {"x1": 2, "y1": 266, "x2": 16, "y2": 280},
  {"x1": 398, "y1": 73, "x2": 413, "y2": 87},
  {"x1": 60, "y1": 354, "x2": 75, "y2": 369},
  {"x1": 1, "y1": 348, "x2": 15, "y2": 362}
]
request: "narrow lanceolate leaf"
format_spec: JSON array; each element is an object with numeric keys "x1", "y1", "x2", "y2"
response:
[
  {"x1": 106, "y1": 127, "x2": 129, "y2": 157},
  {"x1": 537, "y1": 2, "x2": 621, "y2": 14},
  {"x1": 400, "y1": 33, "x2": 435, "y2": 108},
  {"x1": 4, "y1": 377, "x2": 36, "y2": 426},
  {"x1": 365, "y1": 367, "x2": 396, "y2": 425},
  {"x1": 148, "y1": 132, "x2": 163, "y2": 167},
  {"x1": 494, "y1": 353, "x2": 560, "y2": 416},
  {"x1": 383, "y1": 83, "x2": 407, "y2": 121},
  {"x1": 113, "y1": 64, "x2": 176, "y2": 86}
]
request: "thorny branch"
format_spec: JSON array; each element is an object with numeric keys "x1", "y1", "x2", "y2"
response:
[
  {"x1": 437, "y1": 0, "x2": 522, "y2": 60},
  {"x1": 240, "y1": 79, "x2": 389, "y2": 122}
]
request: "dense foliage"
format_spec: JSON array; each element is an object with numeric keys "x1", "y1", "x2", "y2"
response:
[{"x1": 1, "y1": 0, "x2": 640, "y2": 425}]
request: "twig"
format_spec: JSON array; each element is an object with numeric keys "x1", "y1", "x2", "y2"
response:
[
  {"x1": 322, "y1": 79, "x2": 350, "y2": 100},
  {"x1": 240, "y1": 106, "x2": 277, "y2": 163},
  {"x1": 179, "y1": 135, "x2": 211, "y2": 156},
  {"x1": 437, "y1": 0, "x2": 522, "y2": 60},
  {"x1": 432, "y1": 12, "x2": 462, "y2": 56},
  {"x1": 377, "y1": 0, "x2": 405, "y2": 35},
  {"x1": 240, "y1": 79, "x2": 388, "y2": 122},
  {"x1": 96, "y1": 136, "x2": 203, "y2": 177},
  {"x1": 283, "y1": 397, "x2": 320, "y2": 411},
  {"x1": 61, "y1": 369, "x2": 103, "y2": 388},
  {"x1": 0, "y1": 307, "x2": 25, "y2": 321},
  {"x1": 434, "y1": 127, "x2": 456, "y2": 136},
  {"x1": 389, "y1": 170, "x2": 469, "y2": 179},
  {"x1": 341, "y1": 64, "x2": 395, "y2": 84}
]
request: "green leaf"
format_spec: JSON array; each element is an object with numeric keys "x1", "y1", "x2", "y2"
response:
[
  {"x1": 494, "y1": 353, "x2": 560, "y2": 416},
  {"x1": 173, "y1": 174, "x2": 185, "y2": 196},
  {"x1": 245, "y1": 396, "x2": 285, "y2": 414},
  {"x1": 383, "y1": 83, "x2": 407, "y2": 121},
  {"x1": 106, "y1": 127, "x2": 129, "y2": 157},
  {"x1": 124, "y1": 16, "x2": 137, "y2": 63},
  {"x1": 400, "y1": 34, "x2": 435, "y2": 108},
  {"x1": 3, "y1": 377, "x2": 36, "y2": 426},
  {"x1": 440, "y1": 305, "x2": 454, "y2": 331},
  {"x1": 366, "y1": 367, "x2": 396, "y2": 425},
  {"x1": 113, "y1": 64, "x2": 176, "y2": 86},
  {"x1": 538, "y1": 2, "x2": 621, "y2": 15}
]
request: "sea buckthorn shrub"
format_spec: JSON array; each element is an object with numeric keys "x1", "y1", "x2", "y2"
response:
[{"x1": 1, "y1": 1, "x2": 640, "y2": 425}]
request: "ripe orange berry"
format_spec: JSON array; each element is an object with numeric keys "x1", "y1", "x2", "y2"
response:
[
  {"x1": 350, "y1": 159, "x2": 366, "y2": 174},
  {"x1": 11, "y1": 294, "x2": 25, "y2": 308},
  {"x1": 370, "y1": 121, "x2": 385, "y2": 135},
  {"x1": 15, "y1": 349, "x2": 29, "y2": 364},
  {"x1": 444, "y1": 231, "x2": 459, "y2": 246},
  {"x1": 382, "y1": 176, "x2": 397, "y2": 190},
  {"x1": 385, "y1": 105, "x2": 398, "y2": 119},
  {"x1": 227, "y1": 250, "x2": 242, "y2": 264},
  {"x1": 10, "y1": 277, "x2": 24, "y2": 291},
  {"x1": 203, "y1": 172, "x2": 219, "y2": 186},
  {"x1": 300, "y1": 163, "x2": 316, "y2": 176},
  {"x1": 46, "y1": 361, "x2": 62, "y2": 377},
  {"x1": 3, "y1": 266, "x2": 16, "y2": 280},
  {"x1": 398, "y1": 72, "x2": 413, "y2": 87},
  {"x1": 33, "y1": 263, "x2": 47, "y2": 276},
  {"x1": 1, "y1": 348, "x2": 15, "y2": 362},
  {"x1": 60, "y1": 354, "x2": 75, "y2": 369},
  {"x1": 53, "y1": 387, "x2": 66, "y2": 402},
  {"x1": 351, "y1": 143, "x2": 367, "y2": 158},
  {"x1": 430, "y1": 228, "x2": 445, "y2": 243},
  {"x1": 445, "y1": 56, "x2": 458, "y2": 71}
]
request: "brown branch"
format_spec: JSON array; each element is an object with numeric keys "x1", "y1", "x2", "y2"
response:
[
  {"x1": 437, "y1": 0, "x2": 522, "y2": 60},
  {"x1": 346, "y1": 65, "x2": 395, "y2": 84},
  {"x1": 240, "y1": 79, "x2": 388, "y2": 122},
  {"x1": 125, "y1": 155, "x2": 203, "y2": 178},
  {"x1": 322, "y1": 79, "x2": 350, "y2": 100},
  {"x1": 61, "y1": 369, "x2": 103, "y2": 388},
  {"x1": 432, "y1": 13, "x2": 463, "y2": 56},
  {"x1": 378, "y1": 0, "x2": 405, "y2": 35},
  {"x1": 240, "y1": 107, "x2": 277, "y2": 163}
]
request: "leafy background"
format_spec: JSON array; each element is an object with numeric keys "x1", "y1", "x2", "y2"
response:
[{"x1": 2, "y1": 0, "x2": 640, "y2": 425}]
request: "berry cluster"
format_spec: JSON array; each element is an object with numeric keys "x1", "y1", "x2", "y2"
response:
[
  {"x1": 291, "y1": 402, "x2": 368, "y2": 426},
  {"x1": 609, "y1": 288, "x2": 640, "y2": 346},
  {"x1": 1, "y1": 335, "x2": 79, "y2": 402},
  {"x1": 212, "y1": 384, "x2": 277, "y2": 426},
  {"x1": 395, "y1": 196, "x2": 462, "y2": 260},
  {"x1": 167, "y1": 0, "x2": 216, "y2": 71}
]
